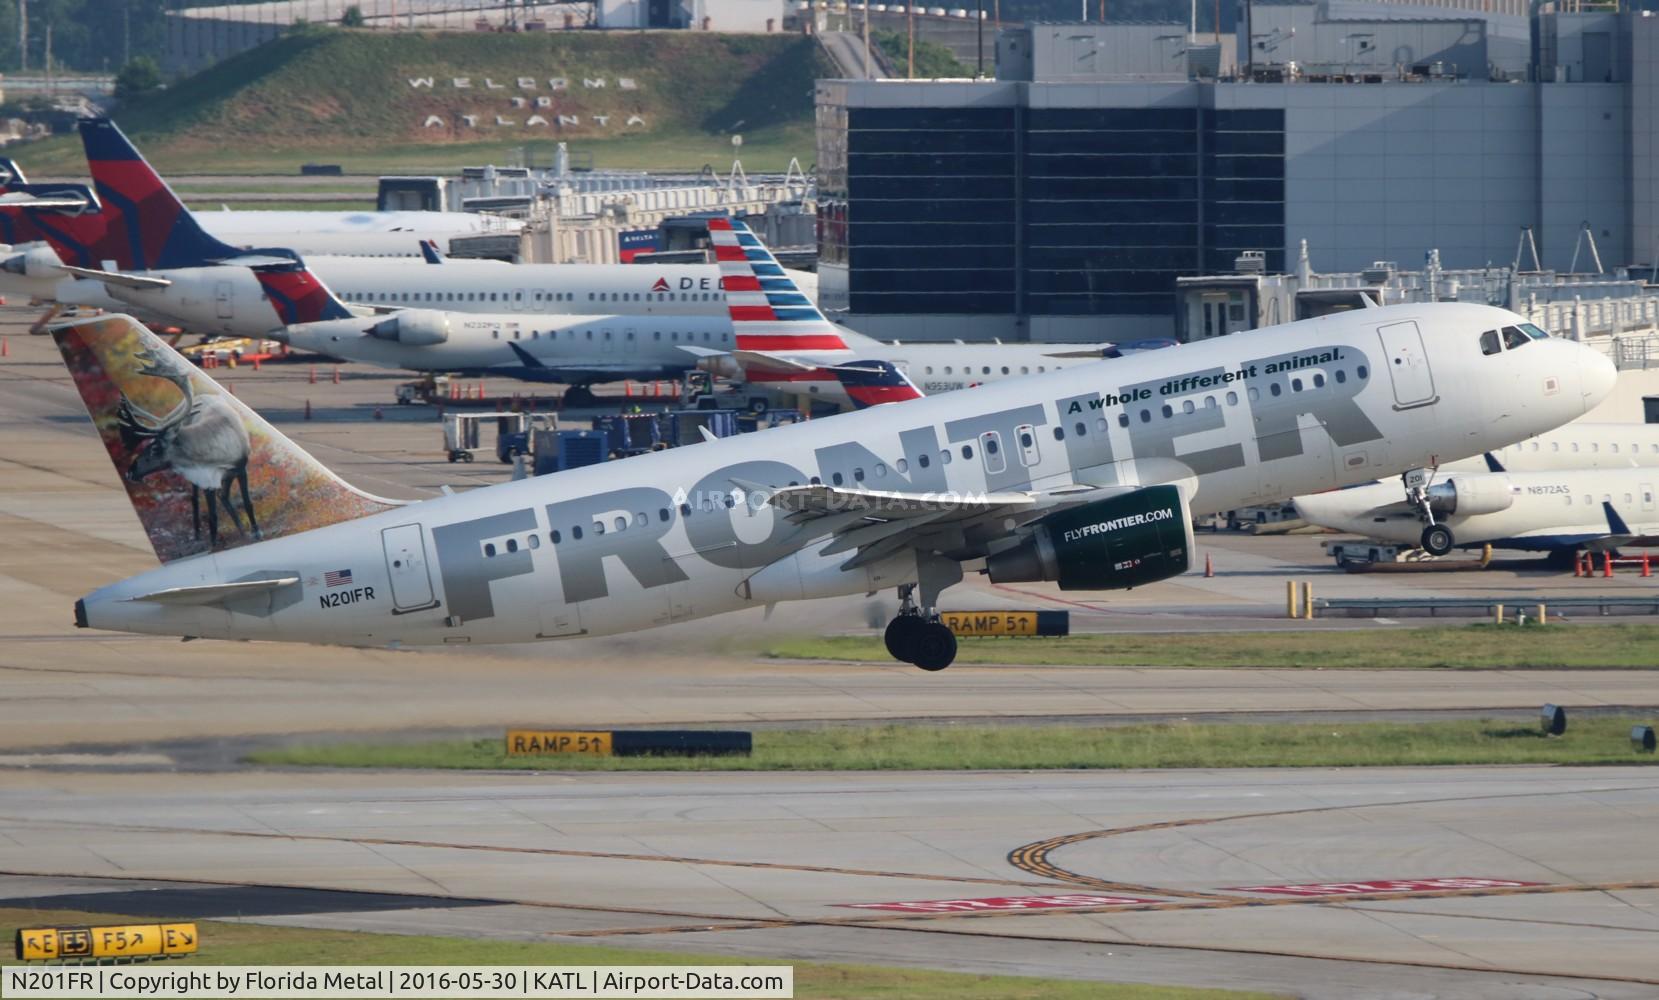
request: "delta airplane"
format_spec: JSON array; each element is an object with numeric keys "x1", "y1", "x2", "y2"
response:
[
  {"x1": 60, "y1": 219, "x2": 1615, "y2": 670},
  {"x1": 3, "y1": 120, "x2": 1132, "y2": 397},
  {"x1": 263, "y1": 220, "x2": 1142, "y2": 403},
  {"x1": 0, "y1": 149, "x2": 520, "y2": 260},
  {"x1": 1294, "y1": 466, "x2": 1659, "y2": 558}
]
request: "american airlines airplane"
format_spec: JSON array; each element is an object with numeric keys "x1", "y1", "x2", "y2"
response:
[
  {"x1": 58, "y1": 220, "x2": 1615, "y2": 670},
  {"x1": 2, "y1": 119, "x2": 1129, "y2": 397},
  {"x1": 260, "y1": 223, "x2": 1140, "y2": 399}
]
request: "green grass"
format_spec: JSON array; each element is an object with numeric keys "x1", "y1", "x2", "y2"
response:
[
  {"x1": 764, "y1": 623, "x2": 1659, "y2": 669},
  {"x1": 246, "y1": 717, "x2": 1659, "y2": 772},
  {"x1": 873, "y1": 29, "x2": 973, "y2": 78},
  {"x1": 0, "y1": 908, "x2": 1270, "y2": 999},
  {"x1": 11, "y1": 31, "x2": 825, "y2": 174}
]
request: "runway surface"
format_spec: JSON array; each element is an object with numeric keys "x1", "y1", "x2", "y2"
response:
[
  {"x1": 5, "y1": 312, "x2": 1659, "y2": 997},
  {"x1": 1, "y1": 767, "x2": 1657, "y2": 998}
]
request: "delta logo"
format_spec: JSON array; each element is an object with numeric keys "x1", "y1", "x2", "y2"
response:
[{"x1": 651, "y1": 277, "x2": 669, "y2": 292}]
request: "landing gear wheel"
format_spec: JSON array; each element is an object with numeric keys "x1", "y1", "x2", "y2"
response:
[
  {"x1": 563, "y1": 386, "x2": 597, "y2": 408},
  {"x1": 884, "y1": 614, "x2": 926, "y2": 663},
  {"x1": 1421, "y1": 524, "x2": 1454, "y2": 557},
  {"x1": 909, "y1": 621, "x2": 957, "y2": 672}
]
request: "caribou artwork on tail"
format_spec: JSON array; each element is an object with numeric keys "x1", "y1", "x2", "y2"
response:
[{"x1": 114, "y1": 347, "x2": 259, "y2": 548}]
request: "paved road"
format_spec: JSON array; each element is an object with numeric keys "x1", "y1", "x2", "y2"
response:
[{"x1": 1, "y1": 766, "x2": 1656, "y2": 998}]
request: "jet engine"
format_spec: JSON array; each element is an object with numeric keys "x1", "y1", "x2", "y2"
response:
[
  {"x1": 1426, "y1": 475, "x2": 1514, "y2": 517},
  {"x1": 985, "y1": 484, "x2": 1194, "y2": 590},
  {"x1": 0, "y1": 245, "x2": 66, "y2": 279},
  {"x1": 369, "y1": 310, "x2": 450, "y2": 346}
]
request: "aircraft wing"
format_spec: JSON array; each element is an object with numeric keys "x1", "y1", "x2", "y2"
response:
[
  {"x1": 57, "y1": 264, "x2": 172, "y2": 290},
  {"x1": 752, "y1": 481, "x2": 1134, "y2": 572}
]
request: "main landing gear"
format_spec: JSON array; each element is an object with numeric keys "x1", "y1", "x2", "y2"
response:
[
  {"x1": 885, "y1": 587, "x2": 956, "y2": 671},
  {"x1": 1403, "y1": 467, "x2": 1455, "y2": 556},
  {"x1": 885, "y1": 558, "x2": 965, "y2": 671}
]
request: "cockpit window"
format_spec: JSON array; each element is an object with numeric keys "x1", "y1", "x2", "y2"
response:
[
  {"x1": 1502, "y1": 326, "x2": 1530, "y2": 350},
  {"x1": 1479, "y1": 330, "x2": 1502, "y2": 356},
  {"x1": 1520, "y1": 322, "x2": 1550, "y2": 340}
]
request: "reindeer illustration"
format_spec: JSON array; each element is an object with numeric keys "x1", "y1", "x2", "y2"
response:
[{"x1": 115, "y1": 347, "x2": 261, "y2": 548}]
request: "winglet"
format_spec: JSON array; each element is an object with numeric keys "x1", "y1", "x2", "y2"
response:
[
  {"x1": 1604, "y1": 500, "x2": 1633, "y2": 536},
  {"x1": 51, "y1": 313, "x2": 400, "y2": 563},
  {"x1": 0, "y1": 157, "x2": 29, "y2": 188},
  {"x1": 828, "y1": 359, "x2": 925, "y2": 409},
  {"x1": 250, "y1": 258, "x2": 356, "y2": 324},
  {"x1": 1483, "y1": 452, "x2": 1506, "y2": 473},
  {"x1": 506, "y1": 341, "x2": 546, "y2": 369},
  {"x1": 707, "y1": 216, "x2": 848, "y2": 355}
]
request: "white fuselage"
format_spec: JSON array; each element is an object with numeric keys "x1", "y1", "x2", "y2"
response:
[
  {"x1": 193, "y1": 209, "x2": 522, "y2": 259},
  {"x1": 282, "y1": 310, "x2": 737, "y2": 383},
  {"x1": 1295, "y1": 467, "x2": 1659, "y2": 551},
  {"x1": 79, "y1": 303, "x2": 1614, "y2": 646},
  {"x1": 1444, "y1": 421, "x2": 1659, "y2": 473}
]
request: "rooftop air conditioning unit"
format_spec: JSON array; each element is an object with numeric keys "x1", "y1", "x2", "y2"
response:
[{"x1": 1234, "y1": 250, "x2": 1266, "y2": 274}]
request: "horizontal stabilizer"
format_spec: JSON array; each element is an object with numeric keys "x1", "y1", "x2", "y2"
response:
[
  {"x1": 128, "y1": 576, "x2": 300, "y2": 606},
  {"x1": 1604, "y1": 501, "x2": 1633, "y2": 536},
  {"x1": 0, "y1": 191, "x2": 94, "y2": 210},
  {"x1": 1484, "y1": 451, "x2": 1506, "y2": 473},
  {"x1": 57, "y1": 264, "x2": 171, "y2": 290}
]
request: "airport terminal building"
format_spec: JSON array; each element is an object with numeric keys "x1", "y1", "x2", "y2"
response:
[{"x1": 816, "y1": 5, "x2": 1659, "y2": 341}]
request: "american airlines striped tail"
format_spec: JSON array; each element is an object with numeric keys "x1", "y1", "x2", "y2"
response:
[{"x1": 709, "y1": 216, "x2": 849, "y2": 356}]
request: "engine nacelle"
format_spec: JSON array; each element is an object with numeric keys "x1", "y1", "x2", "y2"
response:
[
  {"x1": 1427, "y1": 475, "x2": 1514, "y2": 517},
  {"x1": 0, "y1": 244, "x2": 66, "y2": 279},
  {"x1": 986, "y1": 484, "x2": 1195, "y2": 590},
  {"x1": 370, "y1": 310, "x2": 450, "y2": 346}
]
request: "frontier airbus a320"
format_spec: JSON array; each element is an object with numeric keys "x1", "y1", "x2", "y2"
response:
[{"x1": 60, "y1": 221, "x2": 1614, "y2": 670}]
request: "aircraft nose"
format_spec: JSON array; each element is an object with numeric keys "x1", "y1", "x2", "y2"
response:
[{"x1": 1579, "y1": 346, "x2": 1617, "y2": 413}]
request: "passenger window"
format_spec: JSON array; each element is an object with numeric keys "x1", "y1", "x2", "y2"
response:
[
  {"x1": 528, "y1": 534, "x2": 539, "y2": 550},
  {"x1": 1357, "y1": 364, "x2": 1369, "y2": 379},
  {"x1": 1335, "y1": 370, "x2": 1347, "y2": 383},
  {"x1": 1479, "y1": 330, "x2": 1502, "y2": 356},
  {"x1": 1182, "y1": 400, "x2": 1195, "y2": 414},
  {"x1": 1140, "y1": 409, "x2": 1151, "y2": 423},
  {"x1": 1094, "y1": 417, "x2": 1107, "y2": 432},
  {"x1": 551, "y1": 530, "x2": 562, "y2": 544},
  {"x1": 1161, "y1": 404, "x2": 1173, "y2": 418},
  {"x1": 1053, "y1": 426, "x2": 1066, "y2": 441},
  {"x1": 1291, "y1": 378, "x2": 1302, "y2": 392},
  {"x1": 483, "y1": 543, "x2": 496, "y2": 557},
  {"x1": 1312, "y1": 373, "x2": 1325, "y2": 388},
  {"x1": 1015, "y1": 424, "x2": 1039, "y2": 467},
  {"x1": 979, "y1": 432, "x2": 1005, "y2": 474},
  {"x1": 1118, "y1": 413, "x2": 1129, "y2": 427},
  {"x1": 962, "y1": 444, "x2": 975, "y2": 459},
  {"x1": 505, "y1": 538, "x2": 518, "y2": 553},
  {"x1": 832, "y1": 472, "x2": 844, "y2": 486},
  {"x1": 1226, "y1": 391, "x2": 1239, "y2": 405},
  {"x1": 1270, "y1": 383, "x2": 1282, "y2": 397},
  {"x1": 918, "y1": 453, "x2": 930, "y2": 468}
]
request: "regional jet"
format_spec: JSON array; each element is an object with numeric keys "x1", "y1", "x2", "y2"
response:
[{"x1": 59, "y1": 220, "x2": 1615, "y2": 670}]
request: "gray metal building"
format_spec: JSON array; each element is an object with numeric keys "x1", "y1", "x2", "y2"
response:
[{"x1": 816, "y1": 6, "x2": 1659, "y2": 342}]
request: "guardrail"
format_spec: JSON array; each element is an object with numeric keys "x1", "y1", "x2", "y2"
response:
[{"x1": 1313, "y1": 596, "x2": 1659, "y2": 618}]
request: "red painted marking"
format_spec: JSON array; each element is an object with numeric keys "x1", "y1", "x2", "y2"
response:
[
  {"x1": 838, "y1": 894, "x2": 1161, "y2": 913},
  {"x1": 708, "y1": 217, "x2": 734, "y2": 231},
  {"x1": 1225, "y1": 878, "x2": 1545, "y2": 897},
  {"x1": 746, "y1": 368, "x2": 838, "y2": 383},
  {"x1": 722, "y1": 275, "x2": 763, "y2": 292},
  {"x1": 849, "y1": 385, "x2": 924, "y2": 406},
  {"x1": 713, "y1": 244, "x2": 749, "y2": 262},
  {"x1": 736, "y1": 334, "x2": 849, "y2": 351},
  {"x1": 729, "y1": 305, "x2": 779, "y2": 322}
]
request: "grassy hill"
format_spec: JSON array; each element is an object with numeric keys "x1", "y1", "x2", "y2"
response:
[{"x1": 18, "y1": 29, "x2": 829, "y2": 174}]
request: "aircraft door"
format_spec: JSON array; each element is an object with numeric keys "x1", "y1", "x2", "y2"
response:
[
  {"x1": 215, "y1": 280, "x2": 234, "y2": 320},
  {"x1": 512, "y1": 288, "x2": 526, "y2": 313},
  {"x1": 381, "y1": 523, "x2": 438, "y2": 612},
  {"x1": 1376, "y1": 320, "x2": 1437, "y2": 409}
]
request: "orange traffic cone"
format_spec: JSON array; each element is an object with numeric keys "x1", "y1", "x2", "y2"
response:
[
  {"x1": 332, "y1": 367, "x2": 341, "y2": 385},
  {"x1": 1605, "y1": 552, "x2": 1615, "y2": 578},
  {"x1": 1, "y1": 337, "x2": 9, "y2": 357},
  {"x1": 252, "y1": 356, "x2": 261, "y2": 371},
  {"x1": 308, "y1": 366, "x2": 317, "y2": 384},
  {"x1": 1204, "y1": 553, "x2": 1214, "y2": 578},
  {"x1": 1574, "y1": 554, "x2": 1585, "y2": 578},
  {"x1": 1644, "y1": 553, "x2": 1652, "y2": 579}
]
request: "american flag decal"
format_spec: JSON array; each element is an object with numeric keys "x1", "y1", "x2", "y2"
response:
[{"x1": 324, "y1": 569, "x2": 353, "y2": 588}]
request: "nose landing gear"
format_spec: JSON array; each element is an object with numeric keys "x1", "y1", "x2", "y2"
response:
[{"x1": 1404, "y1": 467, "x2": 1455, "y2": 556}]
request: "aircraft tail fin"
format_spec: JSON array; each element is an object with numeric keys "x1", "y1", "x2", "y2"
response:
[
  {"x1": 250, "y1": 258, "x2": 356, "y2": 324},
  {"x1": 708, "y1": 216, "x2": 850, "y2": 356},
  {"x1": 828, "y1": 360, "x2": 925, "y2": 409},
  {"x1": 79, "y1": 116, "x2": 253, "y2": 269},
  {"x1": 51, "y1": 314, "x2": 400, "y2": 564},
  {"x1": 419, "y1": 239, "x2": 446, "y2": 264}
]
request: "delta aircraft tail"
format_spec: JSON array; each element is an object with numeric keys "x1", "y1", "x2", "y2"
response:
[
  {"x1": 79, "y1": 116, "x2": 269, "y2": 270},
  {"x1": 52, "y1": 313, "x2": 399, "y2": 564},
  {"x1": 827, "y1": 360, "x2": 925, "y2": 409},
  {"x1": 250, "y1": 259, "x2": 357, "y2": 325}
]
